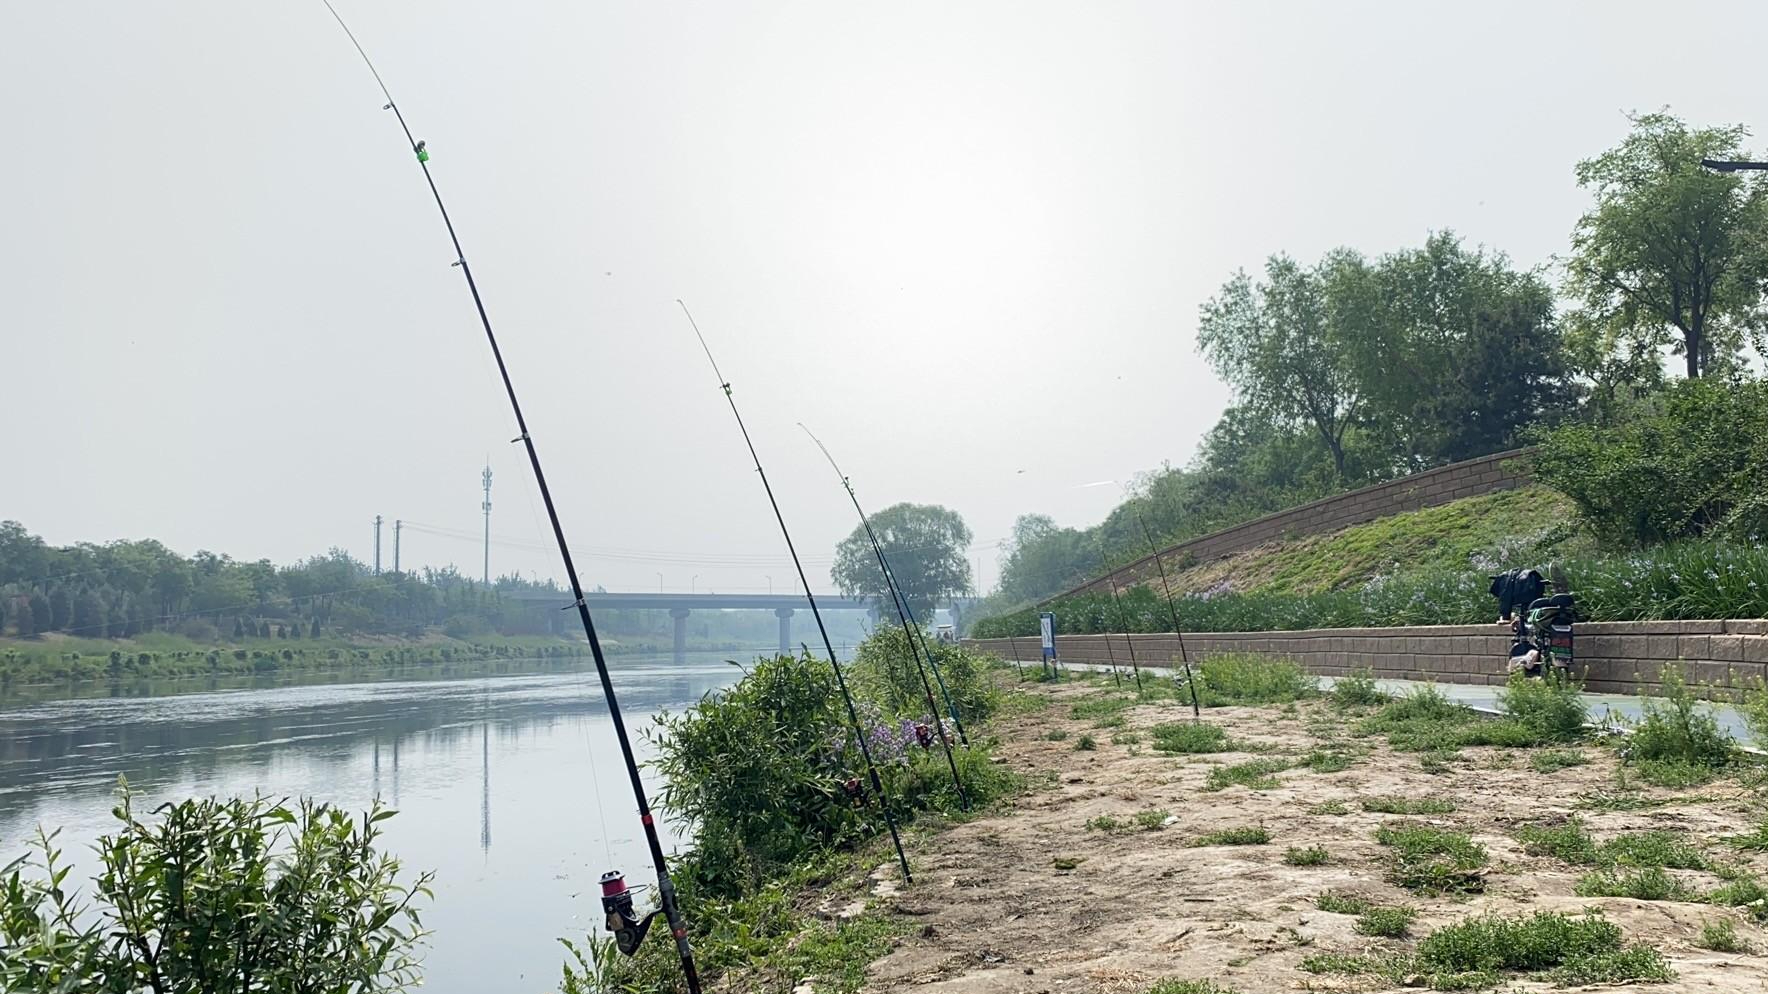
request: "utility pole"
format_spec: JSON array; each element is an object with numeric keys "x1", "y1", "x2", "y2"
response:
[
  {"x1": 393, "y1": 519, "x2": 402, "y2": 573},
  {"x1": 481, "y1": 462, "x2": 493, "y2": 585},
  {"x1": 373, "y1": 515, "x2": 383, "y2": 575}
]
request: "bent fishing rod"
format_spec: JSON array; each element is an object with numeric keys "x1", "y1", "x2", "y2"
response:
[
  {"x1": 800, "y1": 425, "x2": 970, "y2": 808},
  {"x1": 800, "y1": 425, "x2": 971, "y2": 743},
  {"x1": 1132, "y1": 507, "x2": 1202, "y2": 719},
  {"x1": 676, "y1": 301, "x2": 912, "y2": 884},
  {"x1": 320, "y1": 5, "x2": 701, "y2": 986}
]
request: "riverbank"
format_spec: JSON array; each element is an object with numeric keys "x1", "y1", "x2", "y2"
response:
[{"x1": 789, "y1": 669, "x2": 1768, "y2": 993}]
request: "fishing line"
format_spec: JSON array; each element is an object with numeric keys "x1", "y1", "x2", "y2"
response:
[
  {"x1": 1106, "y1": 573, "x2": 1145, "y2": 694},
  {"x1": 1133, "y1": 507, "x2": 1201, "y2": 719},
  {"x1": 319, "y1": 4, "x2": 700, "y2": 986},
  {"x1": 676, "y1": 300, "x2": 912, "y2": 883},
  {"x1": 799, "y1": 424, "x2": 970, "y2": 810}
]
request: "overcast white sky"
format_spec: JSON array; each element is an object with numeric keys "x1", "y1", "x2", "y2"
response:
[{"x1": 4, "y1": 1, "x2": 1765, "y2": 595}]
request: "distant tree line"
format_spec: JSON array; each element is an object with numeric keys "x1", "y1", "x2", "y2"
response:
[
  {"x1": 0, "y1": 521, "x2": 570, "y2": 642},
  {"x1": 984, "y1": 110, "x2": 1768, "y2": 616}
]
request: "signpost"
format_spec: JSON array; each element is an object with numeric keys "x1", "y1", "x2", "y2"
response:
[{"x1": 1039, "y1": 611, "x2": 1058, "y2": 681}]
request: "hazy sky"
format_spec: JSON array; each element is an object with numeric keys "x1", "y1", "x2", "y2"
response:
[{"x1": 5, "y1": 1, "x2": 1766, "y2": 596}]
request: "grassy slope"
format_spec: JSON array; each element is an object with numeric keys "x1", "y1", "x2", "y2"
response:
[{"x1": 1158, "y1": 486, "x2": 1586, "y2": 598}]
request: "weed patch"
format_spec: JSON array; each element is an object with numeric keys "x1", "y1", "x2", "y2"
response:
[
  {"x1": 1188, "y1": 654, "x2": 1318, "y2": 707},
  {"x1": 1151, "y1": 722, "x2": 1231, "y2": 754},
  {"x1": 1303, "y1": 749, "x2": 1353, "y2": 773},
  {"x1": 1134, "y1": 809, "x2": 1170, "y2": 831},
  {"x1": 1315, "y1": 892, "x2": 1373, "y2": 915},
  {"x1": 1331, "y1": 667, "x2": 1387, "y2": 707},
  {"x1": 1628, "y1": 663, "x2": 1735, "y2": 771},
  {"x1": 1574, "y1": 866, "x2": 1696, "y2": 901},
  {"x1": 1044, "y1": 729, "x2": 1069, "y2": 741},
  {"x1": 1697, "y1": 918, "x2": 1746, "y2": 952},
  {"x1": 1191, "y1": 826, "x2": 1271, "y2": 847},
  {"x1": 1376, "y1": 822, "x2": 1487, "y2": 894},
  {"x1": 1361, "y1": 796, "x2": 1455, "y2": 815},
  {"x1": 1499, "y1": 672, "x2": 1587, "y2": 743},
  {"x1": 1283, "y1": 845, "x2": 1329, "y2": 866},
  {"x1": 1144, "y1": 980, "x2": 1238, "y2": 994},
  {"x1": 1356, "y1": 905, "x2": 1418, "y2": 938},
  {"x1": 1529, "y1": 749, "x2": 1589, "y2": 773},
  {"x1": 1204, "y1": 758, "x2": 1291, "y2": 792},
  {"x1": 1415, "y1": 911, "x2": 1670, "y2": 986},
  {"x1": 1308, "y1": 800, "x2": 1350, "y2": 816},
  {"x1": 1075, "y1": 734, "x2": 1097, "y2": 751}
]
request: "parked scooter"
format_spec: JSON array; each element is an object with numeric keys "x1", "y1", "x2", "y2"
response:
[{"x1": 1490, "y1": 567, "x2": 1575, "y2": 679}]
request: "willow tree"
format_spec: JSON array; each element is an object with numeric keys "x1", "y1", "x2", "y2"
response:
[{"x1": 832, "y1": 502, "x2": 972, "y2": 622}]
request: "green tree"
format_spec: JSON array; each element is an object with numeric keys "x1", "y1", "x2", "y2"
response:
[
  {"x1": 1567, "y1": 111, "x2": 1768, "y2": 380},
  {"x1": 26, "y1": 592, "x2": 51, "y2": 637},
  {"x1": 9, "y1": 595, "x2": 34, "y2": 637},
  {"x1": 46, "y1": 586, "x2": 72, "y2": 632},
  {"x1": 72, "y1": 587, "x2": 107, "y2": 636},
  {"x1": 1340, "y1": 232, "x2": 1571, "y2": 467},
  {"x1": 832, "y1": 503, "x2": 972, "y2": 621},
  {"x1": 1198, "y1": 253, "x2": 1365, "y2": 477},
  {"x1": 994, "y1": 514, "x2": 1092, "y2": 607}
]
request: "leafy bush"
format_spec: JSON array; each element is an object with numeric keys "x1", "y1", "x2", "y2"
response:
[
  {"x1": 0, "y1": 792, "x2": 430, "y2": 993},
  {"x1": 1075, "y1": 734, "x2": 1098, "y2": 751},
  {"x1": 1530, "y1": 749, "x2": 1589, "y2": 773},
  {"x1": 1498, "y1": 671, "x2": 1587, "y2": 742},
  {"x1": 1532, "y1": 377, "x2": 1768, "y2": 545},
  {"x1": 1315, "y1": 891, "x2": 1372, "y2": 915},
  {"x1": 1331, "y1": 666, "x2": 1387, "y2": 707},
  {"x1": 1628, "y1": 663, "x2": 1735, "y2": 771},
  {"x1": 1697, "y1": 918, "x2": 1745, "y2": 953},
  {"x1": 1187, "y1": 654, "x2": 1317, "y2": 706},
  {"x1": 1284, "y1": 845, "x2": 1329, "y2": 866},
  {"x1": 850, "y1": 625, "x2": 995, "y2": 725},
  {"x1": 1517, "y1": 817, "x2": 1599, "y2": 864},
  {"x1": 1574, "y1": 866, "x2": 1696, "y2": 901}
]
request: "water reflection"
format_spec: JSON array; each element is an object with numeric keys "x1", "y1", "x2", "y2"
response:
[{"x1": 0, "y1": 651, "x2": 751, "y2": 994}]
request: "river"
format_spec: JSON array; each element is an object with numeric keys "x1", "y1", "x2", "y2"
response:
[{"x1": 0, "y1": 650, "x2": 785, "y2": 994}]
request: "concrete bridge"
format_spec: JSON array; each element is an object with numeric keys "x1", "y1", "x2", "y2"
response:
[{"x1": 503, "y1": 589, "x2": 981, "y2": 662}]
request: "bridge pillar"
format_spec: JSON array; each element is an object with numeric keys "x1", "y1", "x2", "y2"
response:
[
  {"x1": 774, "y1": 607, "x2": 794, "y2": 656},
  {"x1": 669, "y1": 607, "x2": 690, "y2": 664}
]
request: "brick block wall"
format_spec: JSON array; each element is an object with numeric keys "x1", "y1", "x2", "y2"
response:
[
  {"x1": 1067, "y1": 448, "x2": 1534, "y2": 598},
  {"x1": 964, "y1": 618, "x2": 1768, "y2": 699}
]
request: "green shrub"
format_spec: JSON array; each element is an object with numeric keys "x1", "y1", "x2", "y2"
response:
[
  {"x1": 1075, "y1": 734, "x2": 1097, "y2": 751},
  {"x1": 850, "y1": 625, "x2": 995, "y2": 724},
  {"x1": 1697, "y1": 918, "x2": 1745, "y2": 953},
  {"x1": 1356, "y1": 905, "x2": 1418, "y2": 938},
  {"x1": 1331, "y1": 666, "x2": 1387, "y2": 707},
  {"x1": 1309, "y1": 800, "x2": 1350, "y2": 816},
  {"x1": 1188, "y1": 654, "x2": 1317, "y2": 707},
  {"x1": 1191, "y1": 826, "x2": 1271, "y2": 846},
  {"x1": 1204, "y1": 758, "x2": 1291, "y2": 791},
  {"x1": 1044, "y1": 729, "x2": 1070, "y2": 741},
  {"x1": 1532, "y1": 377, "x2": 1768, "y2": 545},
  {"x1": 1517, "y1": 817, "x2": 1599, "y2": 864},
  {"x1": 1151, "y1": 721, "x2": 1230, "y2": 754},
  {"x1": 1628, "y1": 663, "x2": 1735, "y2": 771},
  {"x1": 0, "y1": 792, "x2": 430, "y2": 994},
  {"x1": 1304, "y1": 749, "x2": 1353, "y2": 773},
  {"x1": 1706, "y1": 874, "x2": 1768, "y2": 916},
  {"x1": 1499, "y1": 671, "x2": 1587, "y2": 742},
  {"x1": 1086, "y1": 814, "x2": 1123, "y2": 832},
  {"x1": 1134, "y1": 809, "x2": 1170, "y2": 831},
  {"x1": 1284, "y1": 845, "x2": 1329, "y2": 866},
  {"x1": 1144, "y1": 980, "x2": 1239, "y2": 994},
  {"x1": 1600, "y1": 831, "x2": 1707, "y2": 870}
]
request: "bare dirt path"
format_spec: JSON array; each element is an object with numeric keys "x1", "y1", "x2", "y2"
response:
[{"x1": 859, "y1": 676, "x2": 1768, "y2": 994}]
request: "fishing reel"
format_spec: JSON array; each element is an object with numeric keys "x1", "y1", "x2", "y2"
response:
[
  {"x1": 841, "y1": 776, "x2": 866, "y2": 806},
  {"x1": 913, "y1": 722, "x2": 933, "y2": 748},
  {"x1": 600, "y1": 870, "x2": 660, "y2": 957}
]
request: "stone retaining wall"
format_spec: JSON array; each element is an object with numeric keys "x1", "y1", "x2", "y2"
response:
[
  {"x1": 965, "y1": 618, "x2": 1768, "y2": 699},
  {"x1": 1067, "y1": 448, "x2": 1534, "y2": 598}
]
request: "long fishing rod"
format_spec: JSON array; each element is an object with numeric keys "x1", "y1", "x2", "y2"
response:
[
  {"x1": 799, "y1": 425, "x2": 969, "y2": 809},
  {"x1": 1003, "y1": 630, "x2": 1026, "y2": 679},
  {"x1": 802, "y1": 426, "x2": 971, "y2": 745},
  {"x1": 1106, "y1": 573, "x2": 1145, "y2": 694},
  {"x1": 319, "y1": 6, "x2": 701, "y2": 987},
  {"x1": 1093, "y1": 555, "x2": 1133, "y2": 692},
  {"x1": 1132, "y1": 507, "x2": 1201, "y2": 719},
  {"x1": 676, "y1": 301, "x2": 911, "y2": 885}
]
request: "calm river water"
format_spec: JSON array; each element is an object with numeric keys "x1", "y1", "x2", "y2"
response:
[{"x1": 0, "y1": 650, "x2": 780, "y2": 994}]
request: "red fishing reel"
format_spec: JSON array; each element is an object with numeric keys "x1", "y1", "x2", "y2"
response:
[
  {"x1": 842, "y1": 776, "x2": 866, "y2": 805},
  {"x1": 600, "y1": 870, "x2": 660, "y2": 956},
  {"x1": 914, "y1": 722, "x2": 933, "y2": 747}
]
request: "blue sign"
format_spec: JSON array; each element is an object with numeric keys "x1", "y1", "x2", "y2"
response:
[{"x1": 1039, "y1": 612, "x2": 1056, "y2": 660}]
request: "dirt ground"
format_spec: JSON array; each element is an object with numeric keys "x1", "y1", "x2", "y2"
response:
[{"x1": 855, "y1": 675, "x2": 1768, "y2": 994}]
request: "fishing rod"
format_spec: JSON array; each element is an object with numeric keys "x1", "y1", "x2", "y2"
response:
[
  {"x1": 802, "y1": 426, "x2": 970, "y2": 745},
  {"x1": 1003, "y1": 630, "x2": 1026, "y2": 679},
  {"x1": 676, "y1": 301, "x2": 911, "y2": 885},
  {"x1": 1132, "y1": 507, "x2": 1201, "y2": 719},
  {"x1": 1106, "y1": 573, "x2": 1145, "y2": 694},
  {"x1": 319, "y1": 6, "x2": 701, "y2": 987},
  {"x1": 800, "y1": 425, "x2": 969, "y2": 809},
  {"x1": 1093, "y1": 555, "x2": 1132, "y2": 692}
]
